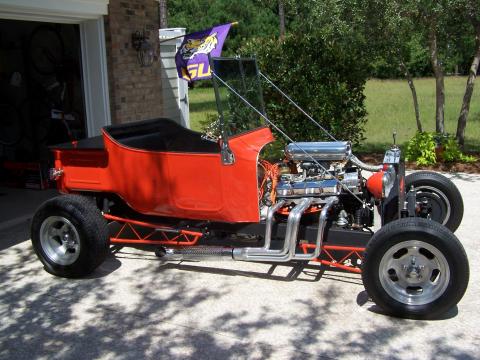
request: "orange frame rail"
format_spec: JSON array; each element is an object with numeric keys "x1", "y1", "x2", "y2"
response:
[
  {"x1": 104, "y1": 214, "x2": 203, "y2": 246},
  {"x1": 301, "y1": 243, "x2": 365, "y2": 274},
  {"x1": 105, "y1": 213, "x2": 364, "y2": 273}
]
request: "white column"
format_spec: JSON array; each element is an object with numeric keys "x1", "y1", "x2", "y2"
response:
[{"x1": 80, "y1": 17, "x2": 111, "y2": 136}]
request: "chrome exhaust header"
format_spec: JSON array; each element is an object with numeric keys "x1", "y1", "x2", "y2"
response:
[
  {"x1": 232, "y1": 197, "x2": 313, "y2": 261},
  {"x1": 159, "y1": 196, "x2": 337, "y2": 263},
  {"x1": 293, "y1": 196, "x2": 338, "y2": 260}
]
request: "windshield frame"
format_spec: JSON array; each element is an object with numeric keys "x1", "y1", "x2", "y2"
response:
[{"x1": 209, "y1": 56, "x2": 267, "y2": 140}]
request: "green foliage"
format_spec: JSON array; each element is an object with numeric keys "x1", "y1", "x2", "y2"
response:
[
  {"x1": 239, "y1": 33, "x2": 368, "y2": 146},
  {"x1": 168, "y1": 0, "x2": 278, "y2": 55},
  {"x1": 370, "y1": 35, "x2": 431, "y2": 79},
  {"x1": 405, "y1": 131, "x2": 437, "y2": 166},
  {"x1": 405, "y1": 131, "x2": 477, "y2": 165},
  {"x1": 441, "y1": 136, "x2": 477, "y2": 163},
  {"x1": 360, "y1": 0, "x2": 479, "y2": 78},
  {"x1": 169, "y1": 0, "x2": 480, "y2": 78}
]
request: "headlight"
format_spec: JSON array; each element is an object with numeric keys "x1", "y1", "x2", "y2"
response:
[{"x1": 382, "y1": 166, "x2": 396, "y2": 198}]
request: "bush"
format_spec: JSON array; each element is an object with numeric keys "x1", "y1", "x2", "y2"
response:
[
  {"x1": 441, "y1": 136, "x2": 477, "y2": 163},
  {"x1": 405, "y1": 131, "x2": 476, "y2": 166},
  {"x1": 239, "y1": 34, "x2": 369, "y2": 147},
  {"x1": 405, "y1": 132, "x2": 437, "y2": 166}
]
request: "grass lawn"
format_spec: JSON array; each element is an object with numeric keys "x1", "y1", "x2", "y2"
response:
[
  {"x1": 189, "y1": 87, "x2": 218, "y2": 132},
  {"x1": 364, "y1": 77, "x2": 480, "y2": 152},
  {"x1": 189, "y1": 76, "x2": 480, "y2": 151}
]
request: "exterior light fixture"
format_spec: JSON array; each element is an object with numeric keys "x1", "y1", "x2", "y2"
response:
[{"x1": 132, "y1": 30, "x2": 155, "y2": 67}]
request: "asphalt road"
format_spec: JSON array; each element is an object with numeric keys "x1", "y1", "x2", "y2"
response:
[{"x1": 0, "y1": 172, "x2": 479, "y2": 359}]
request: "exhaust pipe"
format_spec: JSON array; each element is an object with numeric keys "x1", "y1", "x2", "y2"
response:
[
  {"x1": 158, "y1": 246, "x2": 234, "y2": 261},
  {"x1": 158, "y1": 196, "x2": 337, "y2": 263},
  {"x1": 293, "y1": 196, "x2": 338, "y2": 260},
  {"x1": 232, "y1": 197, "x2": 313, "y2": 261}
]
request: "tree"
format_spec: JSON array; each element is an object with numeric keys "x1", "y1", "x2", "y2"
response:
[
  {"x1": 372, "y1": 0, "x2": 476, "y2": 138},
  {"x1": 409, "y1": 1, "x2": 449, "y2": 134},
  {"x1": 456, "y1": 1, "x2": 480, "y2": 147},
  {"x1": 159, "y1": 0, "x2": 168, "y2": 29},
  {"x1": 278, "y1": 0, "x2": 286, "y2": 39},
  {"x1": 168, "y1": 0, "x2": 278, "y2": 55},
  {"x1": 364, "y1": 0, "x2": 423, "y2": 132},
  {"x1": 400, "y1": 60, "x2": 423, "y2": 132}
]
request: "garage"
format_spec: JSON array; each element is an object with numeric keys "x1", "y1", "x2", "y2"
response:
[{"x1": 0, "y1": 0, "x2": 110, "y2": 226}]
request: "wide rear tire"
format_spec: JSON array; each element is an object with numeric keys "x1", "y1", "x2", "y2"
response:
[
  {"x1": 362, "y1": 218, "x2": 469, "y2": 319},
  {"x1": 31, "y1": 194, "x2": 109, "y2": 278}
]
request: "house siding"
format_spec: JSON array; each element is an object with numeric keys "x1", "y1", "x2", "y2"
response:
[{"x1": 104, "y1": 0, "x2": 163, "y2": 124}]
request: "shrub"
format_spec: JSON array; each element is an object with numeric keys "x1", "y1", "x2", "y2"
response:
[
  {"x1": 405, "y1": 131, "x2": 437, "y2": 166},
  {"x1": 441, "y1": 137, "x2": 477, "y2": 163},
  {"x1": 405, "y1": 131, "x2": 476, "y2": 166},
  {"x1": 239, "y1": 34, "x2": 369, "y2": 147}
]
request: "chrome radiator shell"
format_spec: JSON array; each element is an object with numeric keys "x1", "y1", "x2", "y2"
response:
[{"x1": 285, "y1": 141, "x2": 352, "y2": 161}]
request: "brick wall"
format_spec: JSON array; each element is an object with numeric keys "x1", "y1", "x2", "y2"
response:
[{"x1": 104, "y1": 0, "x2": 163, "y2": 124}]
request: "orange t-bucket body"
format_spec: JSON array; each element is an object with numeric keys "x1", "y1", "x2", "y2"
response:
[{"x1": 52, "y1": 119, "x2": 274, "y2": 223}]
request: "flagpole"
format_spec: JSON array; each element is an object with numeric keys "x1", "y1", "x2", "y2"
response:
[{"x1": 159, "y1": 22, "x2": 239, "y2": 44}]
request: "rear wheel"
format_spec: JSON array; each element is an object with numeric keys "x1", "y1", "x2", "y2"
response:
[
  {"x1": 362, "y1": 218, "x2": 469, "y2": 319},
  {"x1": 405, "y1": 171, "x2": 463, "y2": 232},
  {"x1": 31, "y1": 195, "x2": 109, "y2": 278}
]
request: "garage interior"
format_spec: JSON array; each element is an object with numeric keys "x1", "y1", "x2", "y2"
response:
[
  {"x1": 0, "y1": 19, "x2": 88, "y2": 227},
  {"x1": 0, "y1": 19, "x2": 86, "y2": 189}
]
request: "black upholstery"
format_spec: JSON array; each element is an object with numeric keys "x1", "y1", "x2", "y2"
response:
[{"x1": 103, "y1": 118, "x2": 220, "y2": 153}]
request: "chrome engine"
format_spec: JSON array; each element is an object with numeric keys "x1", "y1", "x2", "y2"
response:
[
  {"x1": 276, "y1": 141, "x2": 362, "y2": 199},
  {"x1": 260, "y1": 141, "x2": 401, "y2": 229},
  {"x1": 256, "y1": 140, "x2": 376, "y2": 229}
]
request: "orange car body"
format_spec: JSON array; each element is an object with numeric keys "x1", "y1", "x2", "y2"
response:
[{"x1": 52, "y1": 125, "x2": 274, "y2": 223}]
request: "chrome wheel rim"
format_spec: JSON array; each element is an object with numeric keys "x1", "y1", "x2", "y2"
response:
[
  {"x1": 39, "y1": 216, "x2": 81, "y2": 265},
  {"x1": 415, "y1": 185, "x2": 451, "y2": 225},
  {"x1": 379, "y1": 240, "x2": 450, "y2": 306}
]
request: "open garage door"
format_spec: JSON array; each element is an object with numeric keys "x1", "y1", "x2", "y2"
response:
[
  {"x1": 0, "y1": 0, "x2": 111, "y2": 136},
  {"x1": 0, "y1": 0, "x2": 110, "y2": 225}
]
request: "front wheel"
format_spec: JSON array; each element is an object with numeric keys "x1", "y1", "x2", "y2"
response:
[
  {"x1": 405, "y1": 171, "x2": 463, "y2": 232},
  {"x1": 31, "y1": 195, "x2": 109, "y2": 278},
  {"x1": 362, "y1": 218, "x2": 469, "y2": 319}
]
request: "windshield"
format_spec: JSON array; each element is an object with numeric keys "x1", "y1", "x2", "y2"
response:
[{"x1": 211, "y1": 57, "x2": 266, "y2": 137}]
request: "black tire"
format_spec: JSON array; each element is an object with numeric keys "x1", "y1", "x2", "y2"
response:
[
  {"x1": 31, "y1": 194, "x2": 109, "y2": 278},
  {"x1": 405, "y1": 171, "x2": 463, "y2": 232},
  {"x1": 362, "y1": 218, "x2": 469, "y2": 319}
]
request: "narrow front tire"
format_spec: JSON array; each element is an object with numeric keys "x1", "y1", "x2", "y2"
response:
[{"x1": 405, "y1": 171, "x2": 463, "y2": 232}]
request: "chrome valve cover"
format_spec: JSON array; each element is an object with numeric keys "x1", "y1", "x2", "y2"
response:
[{"x1": 276, "y1": 179, "x2": 340, "y2": 198}]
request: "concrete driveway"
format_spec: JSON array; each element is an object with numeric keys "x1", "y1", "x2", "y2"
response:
[{"x1": 0, "y1": 172, "x2": 479, "y2": 359}]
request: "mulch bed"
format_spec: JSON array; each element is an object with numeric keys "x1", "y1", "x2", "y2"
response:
[{"x1": 357, "y1": 153, "x2": 480, "y2": 174}]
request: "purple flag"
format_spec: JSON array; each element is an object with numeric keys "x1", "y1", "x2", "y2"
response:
[{"x1": 175, "y1": 23, "x2": 232, "y2": 82}]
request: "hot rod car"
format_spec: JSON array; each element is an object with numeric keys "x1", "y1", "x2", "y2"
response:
[{"x1": 31, "y1": 57, "x2": 469, "y2": 319}]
